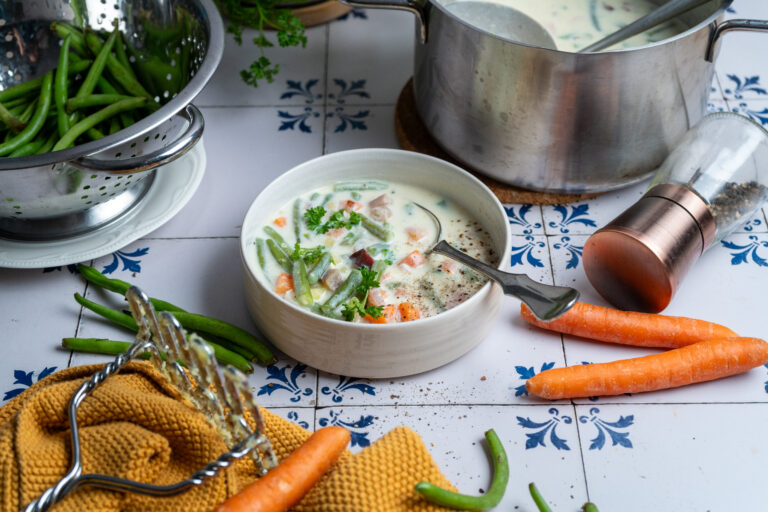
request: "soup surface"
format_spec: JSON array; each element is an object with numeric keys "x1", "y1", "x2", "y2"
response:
[
  {"x1": 443, "y1": 0, "x2": 688, "y2": 51},
  {"x1": 250, "y1": 180, "x2": 497, "y2": 323}
]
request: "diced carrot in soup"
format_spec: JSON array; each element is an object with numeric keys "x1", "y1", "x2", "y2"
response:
[
  {"x1": 344, "y1": 200, "x2": 363, "y2": 212},
  {"x1": 398, "y1": 302, "x2": 420, "y2": 322},
  {"x1": 399, "y1": 250, "x2": 425, "y2": 267},
  {"x1": 365, "y1": 305, "x2": 396, "y2": 324},
  {"x1": 273, "y1": 217, "x2": 287, "y2": 227},
  {"x1": 275, "y1": 273, "x2": 294, "y2": 295},
  {"x1": 406, "y1": 227, "x2": 427, "y2": 242}
]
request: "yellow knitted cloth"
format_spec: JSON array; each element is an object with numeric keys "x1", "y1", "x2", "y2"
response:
[{"x1": 0, "y1": 362, "x2": 457, "y2": 512}]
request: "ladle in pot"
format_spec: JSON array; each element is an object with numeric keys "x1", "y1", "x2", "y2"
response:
[
  {"x1": 414, "y1": 203, "x2": 579, "y2": 321},
  {"x1": 472, "y1": 0, "x2": 710, "y2": 52}
]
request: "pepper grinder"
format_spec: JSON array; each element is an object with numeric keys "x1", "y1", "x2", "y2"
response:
[{"x1": 583, "y1": 113, "x2": 768, "y2": 313}]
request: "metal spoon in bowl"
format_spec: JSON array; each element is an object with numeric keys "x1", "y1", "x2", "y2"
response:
[{"x1": 414, "y1": 203, "x2": 579, "y2": 321}]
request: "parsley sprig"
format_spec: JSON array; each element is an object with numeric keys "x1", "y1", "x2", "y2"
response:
[
  {"x1": 216, "y1": 0, "x2": 308, "y2": 87},
  {"x1": 289, "y1": 243, "x2": 325, "y2": 266},
  {"x1": 341, "y1": 298, "x2": 384, "y2": 321},
  {"x1": 303, "y1": 206, "x2": 362, "y2": 234},
  {"x1": 356, "y1": 267, "x2": 380, "y2": 294}
]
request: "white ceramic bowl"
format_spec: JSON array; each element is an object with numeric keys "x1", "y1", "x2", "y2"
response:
[{"x1": 240, "y1": 149, "x2": 511, "y2": 378}]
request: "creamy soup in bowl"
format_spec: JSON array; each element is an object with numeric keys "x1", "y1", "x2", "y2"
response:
[{"x1": 239, "y1": 149, "x2": 511, "y2": 377}]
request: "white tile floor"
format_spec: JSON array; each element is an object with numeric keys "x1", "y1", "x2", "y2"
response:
[{"x1": 2, "y1": 1, "x2": 768, "y2": 510}]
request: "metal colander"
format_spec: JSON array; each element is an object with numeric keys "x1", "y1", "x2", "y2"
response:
[{"x1": 0, "y1": 0, "x2": 223, "y2": 241}]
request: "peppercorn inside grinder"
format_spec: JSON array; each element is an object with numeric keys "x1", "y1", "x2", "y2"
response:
[{"x1": 583, "y1": 113, "x2": 768, "y2": 313}]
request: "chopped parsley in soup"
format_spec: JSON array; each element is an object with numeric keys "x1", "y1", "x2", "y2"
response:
[{"x1": 251, "y1": 181, "x2": 497, "y2": 323}]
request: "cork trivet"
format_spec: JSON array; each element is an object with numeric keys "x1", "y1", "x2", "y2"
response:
[
  {"x1": 395, "y1": 78, "x2": 599, "y2": 205},
  {"x1": 256, "y1": 0, "x2": 353, "y2": 28}
]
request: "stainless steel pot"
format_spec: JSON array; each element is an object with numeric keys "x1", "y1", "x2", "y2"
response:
[
  {"x1": 344, "y1": 0, "x2": 768, "y2": 193},
  {"x1": 0, "y1": 0, "x2": 223, "y2": 240}
]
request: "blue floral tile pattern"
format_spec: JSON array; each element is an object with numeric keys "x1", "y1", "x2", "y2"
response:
[
  {"x1": 257, "y1": 364, "x2": 314, "y2": 403},
  {"x1": 43, "y1": 264, "x2": 79, "y2": 274},
  {"x1": 327, "y1": 107, "x2": 369, "y2": 132},
  {"x1": 4, "y1": 367, "x2": 57, "y2": 401},
  {"x1": 318, "y1": 409, "x2": 374, "y2": 447},
  {"x1": 504, "y1": 204, "x2": 543, "y2": 235},
  {"x1": 721, "y1": 235, "x2": 768, "y2": 267},
  {"x1": 547, "y1": 204, "x2": 597, "y2": 234},
  {"x1": 511, "y1": 362, "x2": 555, "y2": 397},
  {"x1": 517, "y1": 407, "x2": 572, "y2": 450},
  {"x1": 328, "y1": 79, "x2": 370, "y2": 104},
  {"x1": 730, "y1": 101, "x2": 768, "y2": 125},
  {"x1": 280, "y1": 79, "x2": 323, "y2": 104},
  {"x1": 509, "y1": 236, "x2": 547, "y2": 268},
  {"x1": 287, "y1": 411, "x2": 310, "y2": 429},
  {"x1": 278, "y1": 108, "x2": 322, "y2": 133},
  {"x1": 579, "y1": 407, "x2": 634, "y2": 450},
  {"x1": 723, "y1": 75, "x2": 767, "y2": 100},
  {"x1": 321, "y1": 376, "x2": 376, "y2": 403},
  {"x1": 552, "y1": 236, "x2": 584, "y2": 270},
  {"x1": 102, "y1": 247, "x2": 149, "y2": 274}
]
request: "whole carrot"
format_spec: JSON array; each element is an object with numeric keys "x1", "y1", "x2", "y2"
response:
[
  {"x1": 520, "y1": 302, "x2": 737, "y2": 349},
  {"x1": 526, "y1": 337, "x2": 768, "y2": 400},
  {"x1": 214, "y1": 426, "x2": 350, "y2": 512}
]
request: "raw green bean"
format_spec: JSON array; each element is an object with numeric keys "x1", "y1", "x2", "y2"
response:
[
  {"x1": 255, "y1": 238, "x2": 267, "y2": 268},
  {"x1": 307, "y1": 252, "x2": 331, "y2": 284},
  {"x1": 321, "y1": 270, "x2": 362, "y2": 313},
  {"x1": 114, "y1": 34, "x2": 138, "y2": 83},
  {"x1": 53, "y1": 97, "x2": 148, "y2": 151},
  {"x1": 293, "y1": 199, "x2": 302, "y2": 241},
  {"x1": 292, "y1": 259, "x2": 314, "y2": 307},
  {"x1": 73, "y1": 293, "x2": 262, "y2": 370},
  {"x1": 50, "y1": 22, "x2": 89, "y2": 55},
  {"x1": 67, "y1": 94, "x2": 133, "y2": 113},
  {"x1": 529, "y1": 483, "x2": 552, "y2": 512},
  {"x1": 77, "y1": 263, "x2": 186, "y2": 312},
  {"x1": 334, "y1": 181, "x2": 388, "y2": 191},
  {"x1": 61, "y1": 337, "x2": 252, "y2": 374},
  {"x1": 0, "y1": 102, "x2": 25, "y2": 132},
  {"x1": 55, "y1": 35, "x2": 71, "y2": 137},
  {"x1": 9, "y1": 137, "x2": 46, "y2": 157},
  {"x1": 34, "y1": 130, "x2": 59, "y2": 155},
  {"x1": 77, "y1": 28, "x2": 118, "y2": 100},
  {"x1": 4, "y1": 95, "x2": 32, "y2": 110},
  {"x1": 359, "y1": 212, "x2": 394, "y2": 241},
  {"x1": 264, "y1": 225, "x2": 292, "y2": 254},
  {"x1": 266, "y1": 238, "x2": 292, "y2": 272},
  {"x1": 169, "y1": 311, "x2": 275, "y2": 365},
  {"x1": 109, "y1": 116, "x2": 121, "y2": 134},
  {"x1": 582, "y1": 504, "x2": 600, "y2": 512},
  {"x1": 0, "y1": 72, "x2": 53, "y2": 157},
  {"x1": 85, "y1": 32, "x2": 156, "y2": 109},
  {"x1": 193, "y1": 331, "x2": 255, "y2": 361},
  {"x1": 85, "y1": 127, "x2": 105, "y2": 141},
  {"x1": 97, "y1": 78, "x2": 134, "y2": 128},
  {"x1": 415, "y1": 429, "x2": 509, "y2": 510},
  {"x1": 18, "y1": 99, "x2": 37, "y2": 123},
  {"x1": 0, "y1": 59, "x2": 90, "y2": 104}
]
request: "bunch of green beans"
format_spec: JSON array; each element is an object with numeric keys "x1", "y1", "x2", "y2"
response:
[
  {"x1": 68, "y1": 264, "x2": 277, "y2": 370},
  {"x1": 0, "y1": 16, "x2": 194, "y2": 158}
]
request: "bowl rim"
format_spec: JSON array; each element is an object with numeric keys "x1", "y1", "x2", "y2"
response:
[{"x1": 240, "y1": 147, "x2": 512, "y2": 331}]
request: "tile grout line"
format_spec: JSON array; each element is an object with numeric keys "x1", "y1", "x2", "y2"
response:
[
  {"x1": 321, "y1": 23, "x2": 331, "y2": 155},
  {"x1": 67, "y1": 259, "x2": 93, "y2": 368},
  {"x1": 571, "y1": 402, "x2": 592, "y2": 504}
]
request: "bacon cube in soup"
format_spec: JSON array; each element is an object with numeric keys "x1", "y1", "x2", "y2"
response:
[
  {"x1": 440, "y1": 259, "x2": 458, "y2": 274},
  {"x1": 321, "y1": 268, "x2": 344, "y2": 291},
  {"x1": 369, "y1": 194, "x2": 392, "y2": 208},
  {"x1": 369, "y1": 206, "x2": 392, "y2": 222},
  {"x1": 366, "y1": 288, "x2": 387, "y2": 307}
]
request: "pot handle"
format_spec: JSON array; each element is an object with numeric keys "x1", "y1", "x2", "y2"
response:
[
  {"x1": 72, "y1": 104, "x2": 204, "y2": 173},
  {"x1": 707, "y1": 19, "x2": 768, "y2": 62},
  {"x1": 339, "y1": 0, "x2": 428, "y2": 42}
]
